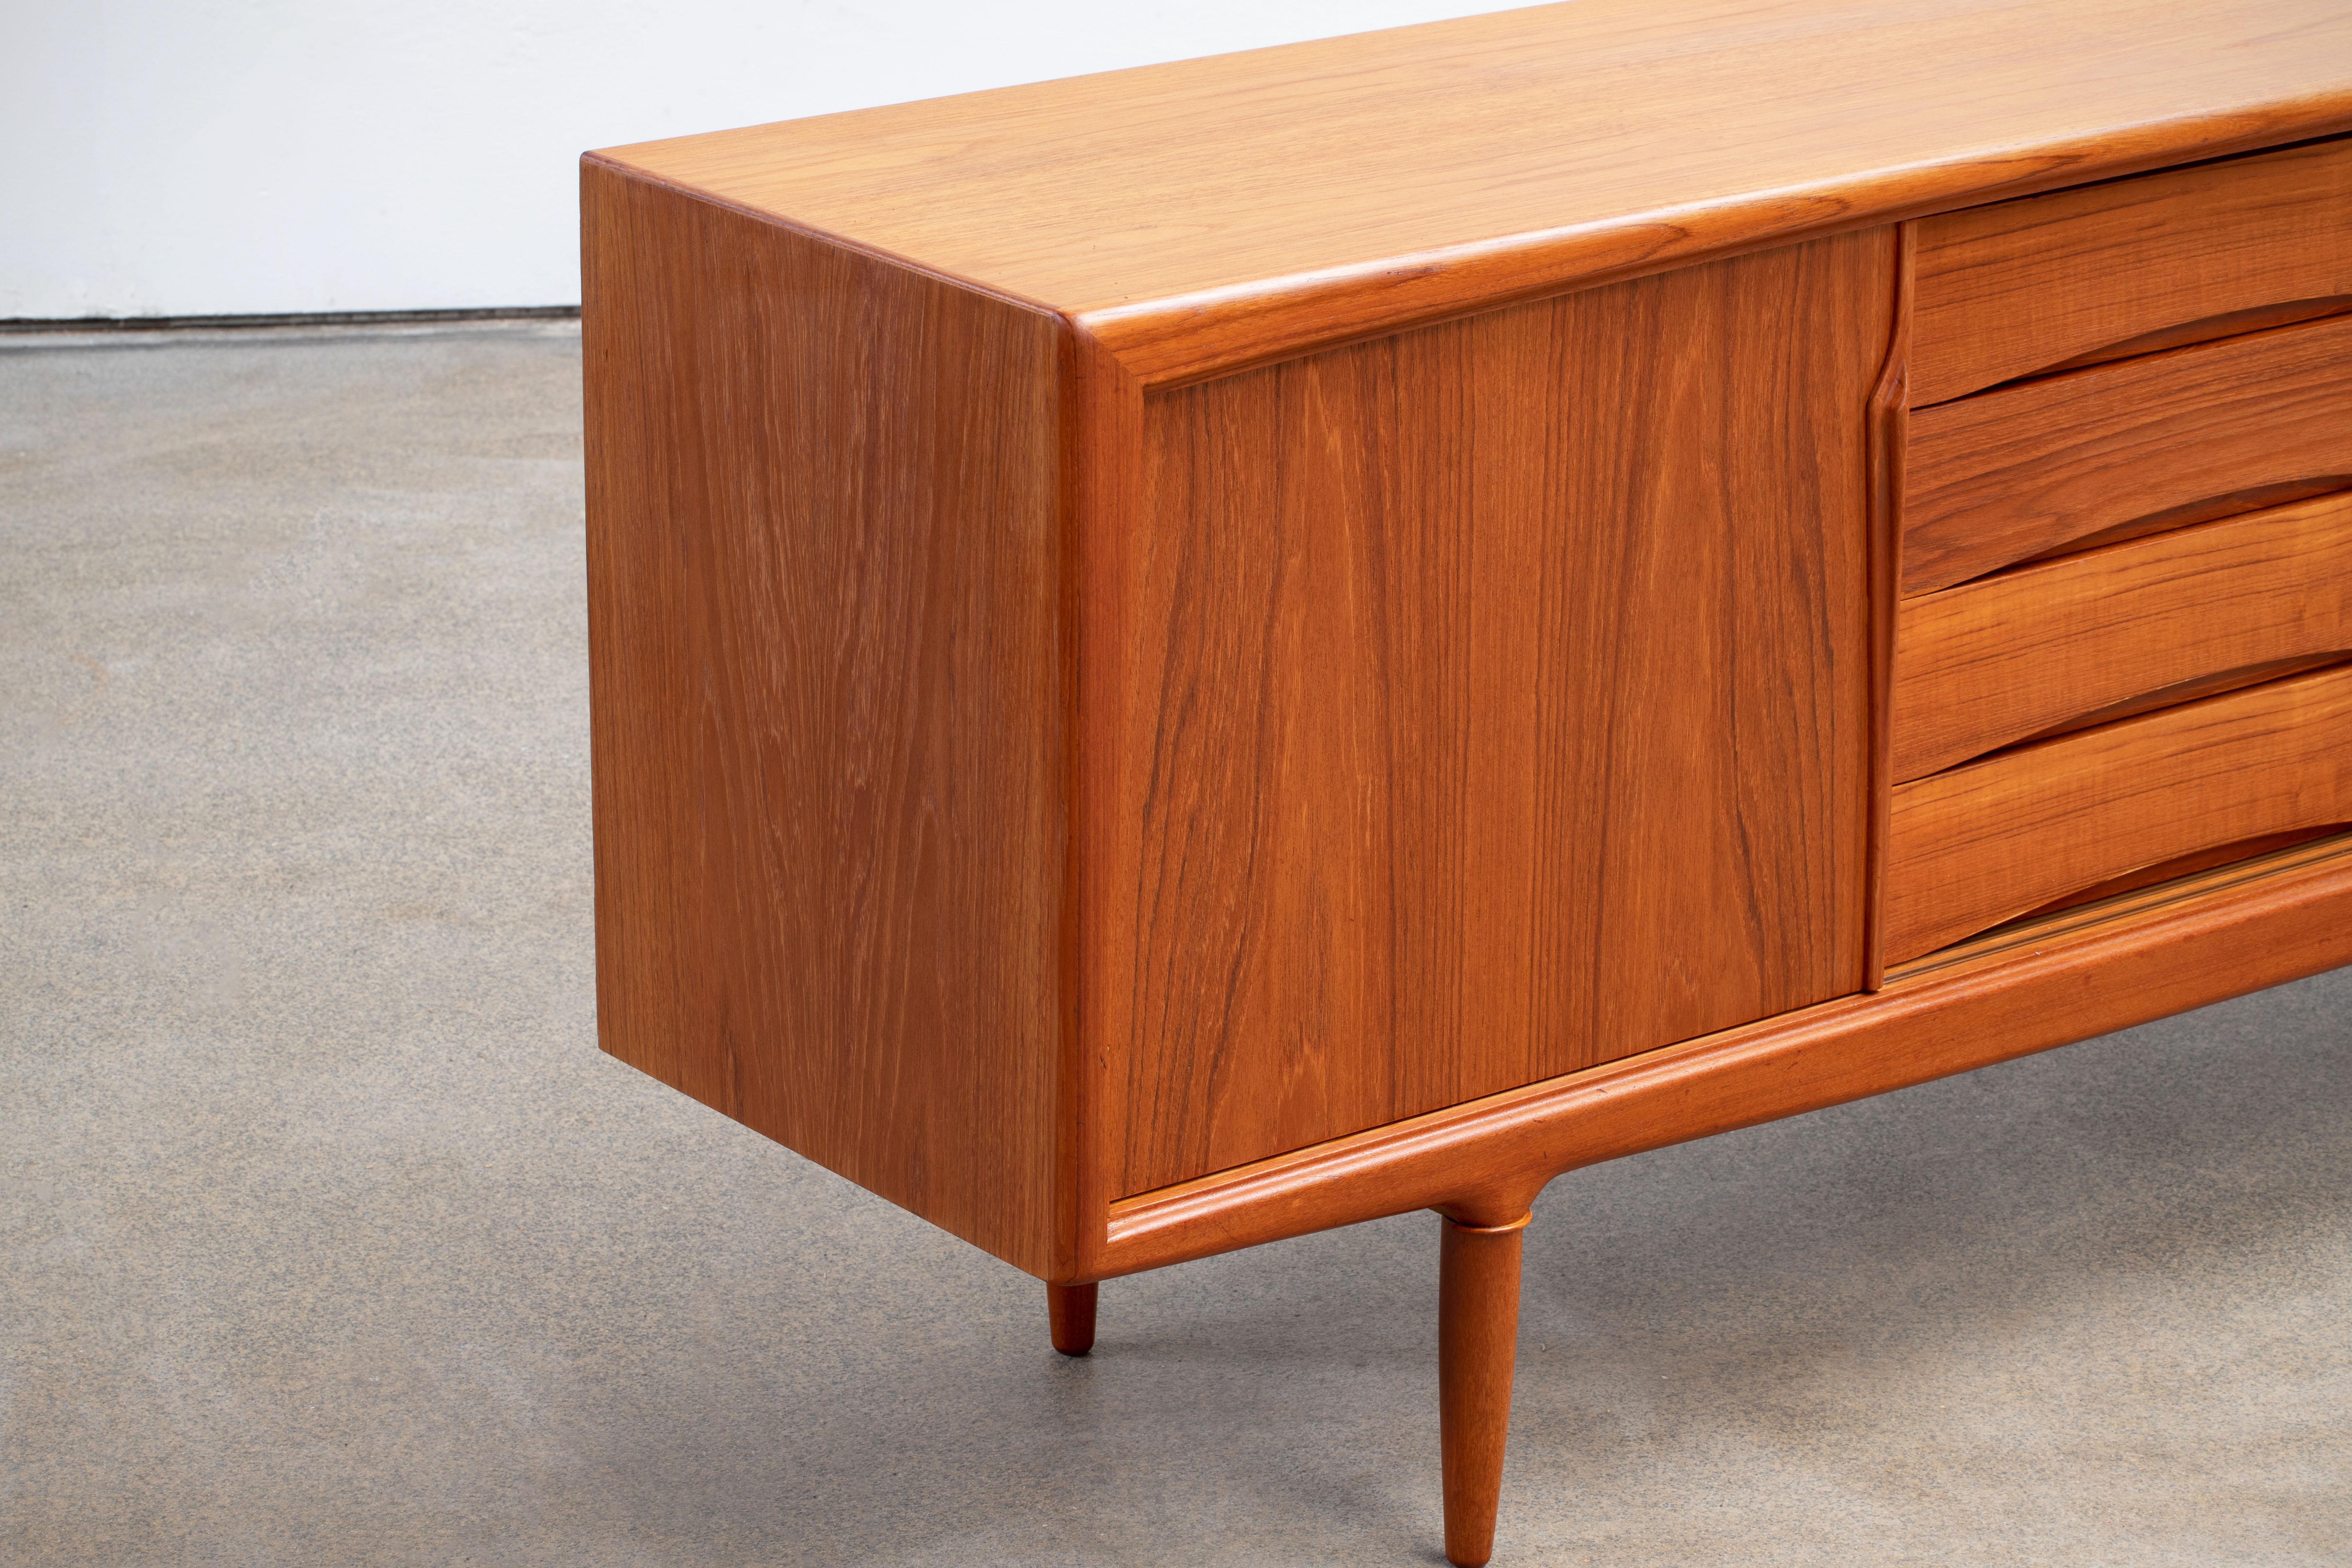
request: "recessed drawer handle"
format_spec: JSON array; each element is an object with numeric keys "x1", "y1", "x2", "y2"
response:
[
  {"x1": 1903, "y1": 314, "x2": 2352, "y2": 595},
  {"x1": 1890, "y1": 491, "x2": 2352, "y2": 781},
  {"x1": 1883, "y1": 662, "x2": 2352, "y2": 963}
]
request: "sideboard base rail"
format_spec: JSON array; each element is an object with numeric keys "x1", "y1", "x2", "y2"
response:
[
  {"x1": 1097, "y1": 833, "x2": 2352, "y2": 1282},
  {"x1": 1082, "y1": 835, "x2": 2352, "y2": 1563}
]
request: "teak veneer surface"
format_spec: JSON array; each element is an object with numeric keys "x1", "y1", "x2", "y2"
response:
[
  {"x1": 1892, "y1": 491, "x2": 2352, "y2": 781},
  {"x1": 1104, "y1": 235, "x2": 1885, "y2": 1196},
  {"x1": 1903, "y1": 312, "x2": 2352, "y2": 594},
  {"x1": 1101, "y1": 833, "x2": 2352, "y2": 1276},
  {"x1": 1911, "y1": 133, "x2": 2352, "y2": 407},
  {"x1": 591, "y1": 0, "x2": 2352, "y2": 383},
  {"x1": 582, "y1": 162, "x2": 1066, "y2": 1275},
  {"x1": 1883, "y1": 663, "x2": 2352, "y2": 963}
]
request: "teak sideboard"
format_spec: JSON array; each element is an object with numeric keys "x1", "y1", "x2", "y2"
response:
[{"x1": 580, "y1": 3, "x2": 2352, "y2": 1560}]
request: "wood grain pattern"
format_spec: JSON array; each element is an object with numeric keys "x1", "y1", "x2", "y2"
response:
[
  {"x1": 1892, "y1": 490, "x2": 2352, "y2": 780},
  {"x1": 1912, "y1": 133, "x2": 2352, "y2": 406},
  {"x1": 1099, "y1": 832, "x2": 2352, "y2": 1276},
  {"x1": 1883, "y1": 664, "x2": 2352, "y2": 963},
  {"x1": 582, "y1": 158, "x2": 1067, "y2": 1275},
  {"x1": 596, "y1": 0, "x2": 2352, "y2": 386},
  {"x1": 1095, "y1": 233, "x2": 1890, "y2": 1197},
  {"x1": 1902, "y1": 312, "x2": 2352, "y2": 594}
]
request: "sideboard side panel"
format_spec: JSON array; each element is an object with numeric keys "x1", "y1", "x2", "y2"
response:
[
  {"x1": 1103, "y1": 231, "x2": 1890, "y2": 1195},
  {"x1": 582, "y1": 159, "x2": 1066, "y2": 1274}
]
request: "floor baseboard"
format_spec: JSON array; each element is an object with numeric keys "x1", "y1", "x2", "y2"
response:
[{"x1": 0, "y1": 306, "x2": 580, "y2": 335}]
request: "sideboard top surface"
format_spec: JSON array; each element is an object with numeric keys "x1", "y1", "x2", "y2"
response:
[{"x1": 591, "y1": 0, "x2": 2352, "y2": 379}]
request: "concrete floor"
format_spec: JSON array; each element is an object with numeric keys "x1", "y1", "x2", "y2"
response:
[{"x1": 3, "y1": 322, "x2": 2349, "y2": 1567}]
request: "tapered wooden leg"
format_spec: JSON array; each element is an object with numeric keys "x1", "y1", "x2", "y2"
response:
[
  {"x1": 1048, "y1": 1281, "x2": 1097, "y2": 1356},
  {"x1": 1439, "y1": 1211, "x2": 1530, "y2": 1568}
]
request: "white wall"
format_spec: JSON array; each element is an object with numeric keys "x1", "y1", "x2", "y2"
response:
[{"x1": 3, "y1": 0, "x2": 1504, "y2": 320}]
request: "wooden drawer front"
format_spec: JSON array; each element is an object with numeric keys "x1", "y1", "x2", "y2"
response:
[
  {"x1": 1903, "y1": 312, "x2": 2352, "y2": 595},
  {"x1": 1892, "y1": 491, "x2": 2352, "y2": 782},
  {"x1": 1883, "y1": 663, "x2": 2352, "y2": 964},
  {"x1": 1911, "y1": 136, "x2": 2352, "y2": 408}
]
